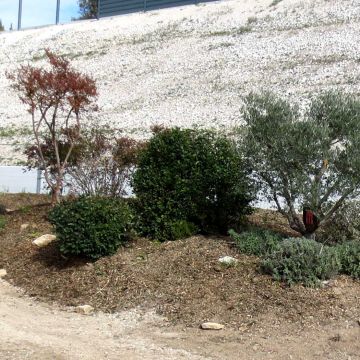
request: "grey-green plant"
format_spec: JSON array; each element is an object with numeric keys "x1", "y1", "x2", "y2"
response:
[
  {"x1": 336, "y1": 241, "x2": 360, "y2": 279},
  {"x1": 241, "y1": 91, "x2": 360, "y2": 238},
  {"x1": 229, "y1": 228, "x2": 282, "y2": 256},
  {"x1": 317, "y1": 201, "x2": 360, "y2": 244},
  {"x1": 261, "y1": 238, "x2": 341, "y2": 287}
]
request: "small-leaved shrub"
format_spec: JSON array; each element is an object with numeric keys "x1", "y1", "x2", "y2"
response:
[
  {"x1": 0, "y1": 203, "x2": 7, "y2": 215},
  {"x1": 0, "y1": 215, "x2": 6, "y2": 230},
  {"x1": 229, "y1": 228, "x2": 282, "y2": 256},
  {"x1": 49, "y1": 196, "x2": 132, "y2": 259},
  {"x1": 132, "y1": 127, "x2": 253, "y2": 241},
  {"x1": 167, "y1": 220, "x2": 198, "y2": 240},
  {"x1": 261, "y1": 238, "x2": 341, "y2": 287},
  {"x1": 316, "y1": 201, "x2": 360, "y2": 245},
  {"x1": 336, "y1": 241, "x2": 360, "y2": 279}
]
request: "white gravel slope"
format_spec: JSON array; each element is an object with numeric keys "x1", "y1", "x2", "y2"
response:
[{"x1": 0, "y1": 0, "x2": 360, "y2": 163}]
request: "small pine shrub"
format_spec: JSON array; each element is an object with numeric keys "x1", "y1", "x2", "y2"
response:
[
  {"x1": 0, "y1": 203, "x2": 7, "y2": 215},
  {"x1": 132, "y1": 127, "x2": 253, "y2": 241},
  {"x1": 229, "y1": 228, "x2": 282, "y2": 256},
  {"x1": 49, "y1": 196, "x2": 132, "y2": 259},
  {"x1": 261, "y1": 238, "x2": 341, "y2": 287},
  {"x1": 167, "y1": 220, "x2": 198, "y2": 241},
  {"x1": 0, "y1": 215, "x2": 6, "y2": 230},
  {"x1": 336, "y1": 241, "x2": 360, "y2": 279}
]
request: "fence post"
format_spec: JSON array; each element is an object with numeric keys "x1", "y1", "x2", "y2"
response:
[
  {"x1": 56, "y1": 0, "x2": 61, "y2": 24},
  {"x1": 36, "y1": 168, "x2": 42, "y2": 194},
  {"x1": 17, "y1": 0, "x2": 23, "y2": 30}
]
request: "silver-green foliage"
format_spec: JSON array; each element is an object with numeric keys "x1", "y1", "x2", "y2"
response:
[
  {"x1": 241, "y1": 92, "x2": 360, "y2": 236},
  {"x1": 337, "y1": 241, "x2": 360, "y2": 279},
  {"x1": 229, "y1": 228, "x2": 282, "y2": 256},
  {"x1": 261, "y1": 238, "x2": 341, "y2": 287},
  {"x1": 317, "y1": 201, "x2": 360, "y2": 244}
]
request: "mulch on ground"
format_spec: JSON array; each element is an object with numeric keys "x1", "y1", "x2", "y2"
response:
[{"x1": 0, "y1": 194, "x2": 359, "y2": 330}]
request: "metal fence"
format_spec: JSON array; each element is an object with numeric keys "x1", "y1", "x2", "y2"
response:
[
  {"x1": 98, "y1": 0, "x2": 215, "y2": 17},
  {"x1": 0, "y1": 166, "x2": 43, "y2": 194}
]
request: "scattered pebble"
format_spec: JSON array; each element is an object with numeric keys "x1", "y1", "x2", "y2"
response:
[
  {"x1": 20, "y1": 223, "x2": 29, "y2": 231},
  {"x1": 200, "y1": 322, "x2": 225, "y2": 330},
  {"x1": 0, "y1": 269, "x2": 7, "y2": 278},
  {"x1": 76, "y1": 305, "x2": 95, "y2": 315},
  {"x1": 33, "y1": 234, "x2": 56, "y2": 248},
  {"x1": 218, "y1": 256, "x2": 238, "y2": 266}
]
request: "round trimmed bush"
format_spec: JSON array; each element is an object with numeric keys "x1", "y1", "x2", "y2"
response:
[
  {"x1": 49, "y1": 196, "x2": 132, "y2": 259},
  {"x1": 132, "y1": 127, "x2": 253, "y2": 241},
  {"x1": 261, "y1": 238, "x2": 341, "y2": 287}
]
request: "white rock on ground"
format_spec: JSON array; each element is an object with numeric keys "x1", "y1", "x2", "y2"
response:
[
  {"x1": 20, "y1": 223, "x2": 29, "y2": 231},
  {"x1": 200, "y1": 322, "x2": 225, "y2": 330},
  {"x1": 0, "y1": 269, "x2": 7, "y2": 278},
  {"x1": 76, "y1": 305, "x2": 95, "y2": 315},
  {"x1": 218, "y1": 256, "x2": 238, "y2": 265},
  {"x1": 32, "y1": 234, "x2": 57, "y2": 248},
  {"x1": 0, "y1": 0, "x2": 359, "y2": 164}
]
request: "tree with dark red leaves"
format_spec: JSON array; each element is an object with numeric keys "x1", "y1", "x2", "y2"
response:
[{"x1": 7, "y1": 49, "x2": 97, "y2": 204}]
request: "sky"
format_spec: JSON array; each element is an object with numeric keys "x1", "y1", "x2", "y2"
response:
[{"x1": 0, "y1": 0, "x2": 79, "y2": 30}]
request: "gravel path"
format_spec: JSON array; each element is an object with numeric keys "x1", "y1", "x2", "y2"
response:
[{"x1": 0, "y1": 279, "x2": 208, "y2": 360}]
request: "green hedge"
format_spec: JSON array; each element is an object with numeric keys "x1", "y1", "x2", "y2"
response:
[{"x1": 49, "y1": 196, "x2": 132, "y2": 259}]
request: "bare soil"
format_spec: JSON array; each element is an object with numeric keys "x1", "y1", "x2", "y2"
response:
[{"x1": 0, "y1": 194, "x2": 360, "y2": 359}]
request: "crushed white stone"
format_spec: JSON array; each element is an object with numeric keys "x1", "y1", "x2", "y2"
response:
[{"x1": 0, "y1": 0, "x2": 359, "y2": 164}]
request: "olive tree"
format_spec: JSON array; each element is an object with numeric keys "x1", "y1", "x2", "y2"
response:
[
  {"x1": 7, "y1": 50, "x2": 97, "y2": 204},
  {"x1": 241, "y1": 91, "x2": 360, "y2": 238},
  {"x1": 77, "y1": 0, "x2": 98, "y2": 19}
]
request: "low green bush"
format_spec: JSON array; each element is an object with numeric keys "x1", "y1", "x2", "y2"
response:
[
  {"x1": 261, "y1": 238, "x2": 341, "y2": 287},
  {"x1": 336, "y1": 241, "x2": 360, "y2": 279},
  {"x1": 316, "y1": 201, "x2": 360, "y2": 245},
  {"x1": 132, "y1": 127, "x2": 253, "y2": 241},
  {"x1": 166, "y1": 220, "x2": 198, "y2": 240},
  {"x1": 0, "y1": 215, "x2": 6, "y2": 230},
  {"x1": 0, "y1": 203, "x2": 7, "y2": 215},
  {"x1": 49, "y1": 196, "x2": 132, "y2": 259},
  {"x1": 229, "y1": 228, "x2": 282, "y2": 256}
]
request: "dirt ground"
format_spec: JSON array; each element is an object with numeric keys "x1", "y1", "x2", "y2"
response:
[
  {"x1": 1, "y1": 279, "x2": 360, "y2": 360},
  {"x1": 0, "y1": 194, "x2": 360, "y2": 359}
]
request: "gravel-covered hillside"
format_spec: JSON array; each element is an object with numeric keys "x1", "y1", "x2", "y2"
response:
[{"x1": 0, "y1": 0, "x2": 359, "y2": 163}]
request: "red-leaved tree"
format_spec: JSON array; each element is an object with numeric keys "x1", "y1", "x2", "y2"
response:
[{"x1": 7, "y1": 49, "x2": 97, "y2": 204}]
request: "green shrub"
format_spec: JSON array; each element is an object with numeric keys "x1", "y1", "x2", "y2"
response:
[
  {"x1": 167, "y1": 220, "x2": 198, "y2": 240},
  {"x1": 229, "y1": 228, "x2": 282, "y2": 256},
  {"x1": 336, "y1": 241, "x2": 360, "y2": 279},
  {"x1": 316, "y1": 201, "x2": 360, "y2": 245},
  {"x1": 0, "y1": 215, "x2": 6, "y2": 230},
  {"x1": 261, "y1": 238, "x2": 341, "y2": 287},
  {"x1": 132, "y1": 127, "x2": 253, "y2": 241},
  {"x1": 49, "y1": 196, "x2": 132, "y2": 259},
  {"x1": 0, "y1": 203, "x2": 7, "y2": 215}
]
